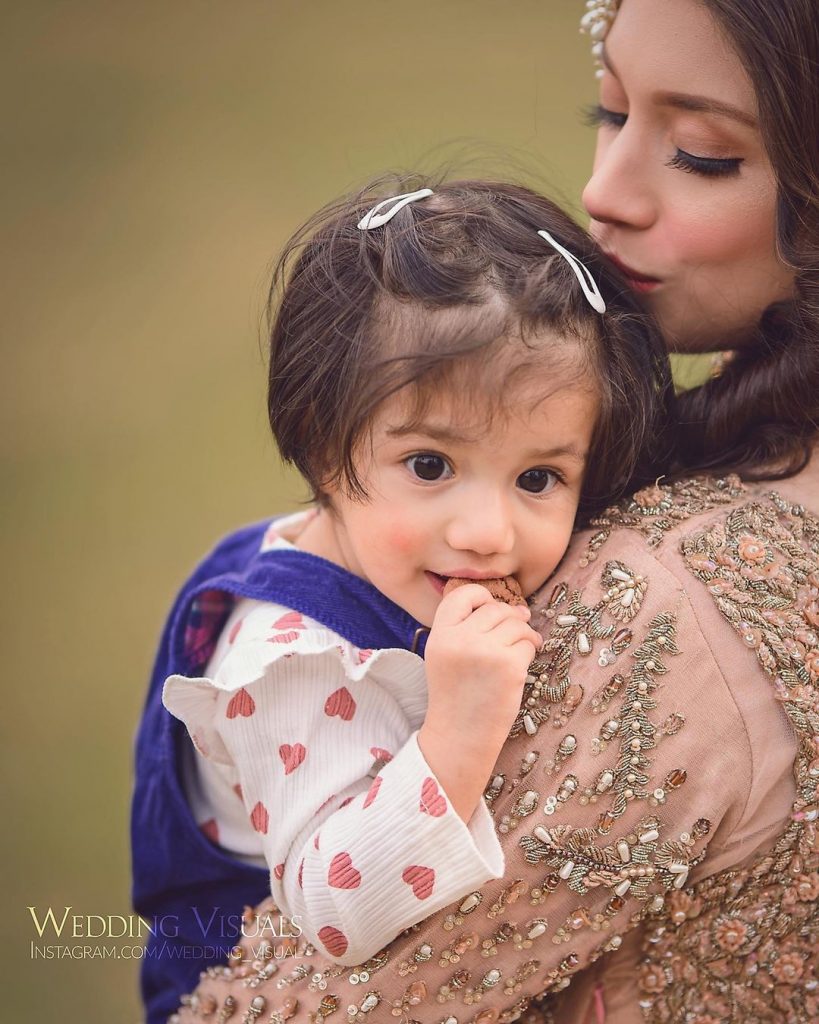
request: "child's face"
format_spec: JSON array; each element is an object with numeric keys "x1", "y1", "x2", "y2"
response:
[{"x1": 320, "y1": 365, "x2": 599, "y2": 627}]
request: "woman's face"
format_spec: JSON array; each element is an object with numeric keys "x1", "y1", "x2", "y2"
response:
[{"x1": 582, "y1": 0, "x2": 795, "y2": 353}]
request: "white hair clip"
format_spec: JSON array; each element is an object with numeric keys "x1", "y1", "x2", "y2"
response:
[
  {"x1": 356, "y1": 188, "x2": 434, "y2": 230},
  {"x1": 538, "y1": 229, "x2": 606, "y2": 314}
]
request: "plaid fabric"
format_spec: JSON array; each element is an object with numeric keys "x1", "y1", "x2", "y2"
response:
[{"x1": 182, "y1": 587, "x2": 234, "y2": 671}]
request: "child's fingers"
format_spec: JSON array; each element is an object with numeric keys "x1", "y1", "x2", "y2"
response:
[
  {"x1": 433, "y1": 583, "x2": 498, "y2": 625},
  {"x1": 491, "y1": 618, "x2": 543, "y2": 650},
  {"x1": 462, "y1": 601, "x2": 514, "y2": 632},
  {"x1": 511, "y1": 635, "x2": 542, "y2": 661}
]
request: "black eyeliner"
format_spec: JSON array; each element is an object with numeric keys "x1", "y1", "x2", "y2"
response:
[{"x1": 667, "y1": 149, "x2": 743, "y2": 178}]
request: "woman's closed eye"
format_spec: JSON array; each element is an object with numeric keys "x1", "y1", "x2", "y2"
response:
[
  {"x1": 404, "y1": 452, "x2": 453, "y2": 482},
  {"x1": 584, "y1": 103, "x2": 743, "y2": 178},
  {"x1": 666, "y1": 149, "x2": 743, "y2": 179},
  {"x1": 517, "y1": 467, "x2": 561, "y2": 495}
]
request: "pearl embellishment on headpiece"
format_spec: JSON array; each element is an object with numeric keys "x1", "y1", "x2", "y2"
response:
[{"x1": 580, "y1": 0, "x2": 621, "y2": 77}]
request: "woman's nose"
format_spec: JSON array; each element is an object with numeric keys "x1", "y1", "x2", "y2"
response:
[
  {"x1": 445, "y1": 495, "x2": 515, "y2": 556},
  {"x1": 582, "y1": 130, "x2": 656, "y2": 231}
]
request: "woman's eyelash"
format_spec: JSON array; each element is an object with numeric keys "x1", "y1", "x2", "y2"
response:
[
  {"x1": 666, "y1": 150, "x2": 743, "y2": 178},
  {"x1": 583, "y1": 103, "x2": 627, "y2": 130},
  {"x1": 584, "y1": 104, "x2": 744, "y2": 179}
]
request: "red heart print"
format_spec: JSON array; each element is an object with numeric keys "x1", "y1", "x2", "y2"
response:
[
  {"x1": 370, "y1": 747, "x2": 393, "y2": 763},
  {"x1": 227, "y1": 618, "x2": 244, "y2": 644},
  {"x1": 402, "y1": 865, "x2": 435, "y2": 900},
  {"x1": 339, "y1": 796, "x2": 354, "y2": 808},
  {"x1": 250, "y1": 802, "x2": 269, "y2": 834},
  {"x1": 363, "y1": 776, "x2": 382, "y2": 809},
  {"x1": 357, "y1": 649, "x2": 373, "y2": 664},
  {"x1": 273, "y1": 611, "x2": 305, "y2": 631},
  {"x1": 279, "y1": 743, "x2": 307, "y2": 775},
  {"x1": 199, "y1": 818, "x2": 219, "y2": 844},
  {"x1": 420, "y1": 777, "x2": 447, "y2": 817},
  {"x1": 233, "y1": 783, "x2": 243, "y2": 802},
  {"x1": 328, "y1": 852, "x2": 362, "y2": 889},
  {"x1": 269, "y1": 630, "x2": 300, "y2": 644},
  {"x1": 226, "y1": 687, "x2": 255, "y2": 719},
  {"x1": 273, "y1": 863, "x2": 285, "y2": 880},
  {"x1": 318, "y1": 926, "x2": 348, "y2": 958},
  {"x1": 324, "y1": 687, "x2": 356, "y2": 721}
]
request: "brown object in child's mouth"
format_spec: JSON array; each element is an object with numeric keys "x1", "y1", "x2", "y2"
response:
[{"x1": 443, "y1": 575, "x2": 527, "y2": 606}]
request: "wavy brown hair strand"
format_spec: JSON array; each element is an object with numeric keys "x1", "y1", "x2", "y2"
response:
[{"x1": 674, "y1": 0, "x2": 819, "y2": 479}]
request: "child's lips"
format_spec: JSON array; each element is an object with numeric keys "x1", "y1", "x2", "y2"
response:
[{"x1": 425, "y1": 571, "x2": 448, "y2": 595}]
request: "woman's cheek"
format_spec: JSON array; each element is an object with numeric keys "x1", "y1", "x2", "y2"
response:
[{"x1": 665, "y1": 205, "x2": 732, "y2": 268}]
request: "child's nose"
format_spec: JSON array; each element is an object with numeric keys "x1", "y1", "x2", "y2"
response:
[{"x1": 445, "y1": 494, "x2": 515, "y2": 556}]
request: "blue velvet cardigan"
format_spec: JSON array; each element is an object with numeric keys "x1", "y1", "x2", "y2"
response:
[{"x1": 131, "y1": 519, "x2": 426, "y2": 1023}]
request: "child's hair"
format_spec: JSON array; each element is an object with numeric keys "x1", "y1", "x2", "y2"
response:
[{"x1": 266, "y1": 175, "x2": 673, "y2": 523}]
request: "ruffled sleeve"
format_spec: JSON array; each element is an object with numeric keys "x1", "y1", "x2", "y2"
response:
[{"x1": 163, "y1": 614, "x2": 504, "y2": 965}]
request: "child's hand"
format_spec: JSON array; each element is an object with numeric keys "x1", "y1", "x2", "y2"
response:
[
  {"x1": 418, "y1": 584, "x2": 542, "y2": 822},
  {"x1": 425, "y1": 583, "x2": 541, "y2": 735}
]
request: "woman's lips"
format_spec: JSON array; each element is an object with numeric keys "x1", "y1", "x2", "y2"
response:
[{"x1": 605, "y1": 253, "x2": 662, "y2": 294}]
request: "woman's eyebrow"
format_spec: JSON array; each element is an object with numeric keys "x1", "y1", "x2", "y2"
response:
[
  {"x1": 600, "y1": 43, "x2": 757, "y2": 129},
  {"x1": 656, "y1": 91, "x2": 757, "y2": 129}
]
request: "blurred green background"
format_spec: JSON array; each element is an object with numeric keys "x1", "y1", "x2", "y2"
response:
[{"x1": 2, "y1": 2, "x2": 671, "y2": 1019}]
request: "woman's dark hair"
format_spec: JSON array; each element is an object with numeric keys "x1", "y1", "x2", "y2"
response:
[
  {"x1": 267, "y1": 176, "x2": 673, "y2": 523},
  {"x1": 673, "y1": 0, "x2": 819, "y2": 479}
]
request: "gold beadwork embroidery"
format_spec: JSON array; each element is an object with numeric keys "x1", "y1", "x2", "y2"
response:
[
  {"x1": 581, "y1": 474, "x2": 746, "y2": 563},
  {"x1": 512, "y1": 561, "x2": 642, "y2": 741},
  {"x1": 639, "y1": 494, "x2": 819, "y2": 1022},
  {"x1": 519, "y1": 815, "x2": 709, "y2": 909}
]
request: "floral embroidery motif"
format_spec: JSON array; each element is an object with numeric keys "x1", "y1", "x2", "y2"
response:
[{"x1": 638, "y1": 493, "x2": 819, "y2": 1023}]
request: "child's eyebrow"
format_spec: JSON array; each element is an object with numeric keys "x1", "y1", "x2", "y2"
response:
[
  {"x1": 385, "y1": 424, "x2": 478, "y2": 444},
  {"x1": 526, "y1": 445, "x2": 587, "y2": 465},
  {"x1": 385, "y1": 424, "x2": 587, "y2": 464}
]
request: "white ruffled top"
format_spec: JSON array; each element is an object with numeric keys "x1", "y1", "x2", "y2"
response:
[{"x1": 162, "y1": 512, "x2": 504, "y2": 966}]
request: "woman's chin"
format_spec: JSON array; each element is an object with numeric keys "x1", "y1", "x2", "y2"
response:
[{"x1": 655, "y1": 310, "x2": 757, "y2": 355}]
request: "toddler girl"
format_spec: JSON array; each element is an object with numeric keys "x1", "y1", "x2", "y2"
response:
[{"x1": 134, "y1": 177, "x2": 670, "y2": 1022}]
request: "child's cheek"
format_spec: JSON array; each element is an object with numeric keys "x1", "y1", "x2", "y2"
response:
[{"x1": 384, "y1": 521, "x2": 422, "y2": 557}]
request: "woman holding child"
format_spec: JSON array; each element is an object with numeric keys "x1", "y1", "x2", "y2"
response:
[{"x1": 139, "y1": 0, "x2": 818, "y2": 1020}]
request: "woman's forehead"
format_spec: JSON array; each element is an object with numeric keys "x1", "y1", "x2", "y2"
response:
[{"x1": 608, "y1": 0, "x2": 757, "y2": 120}]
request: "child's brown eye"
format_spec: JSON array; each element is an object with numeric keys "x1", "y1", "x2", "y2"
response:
[
  {"x1": 517, "y1": 468, "x2": 558, "y2": 494},
  {"x1": 405, "y1": 453, "x2": 452, "y2": 481}
]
